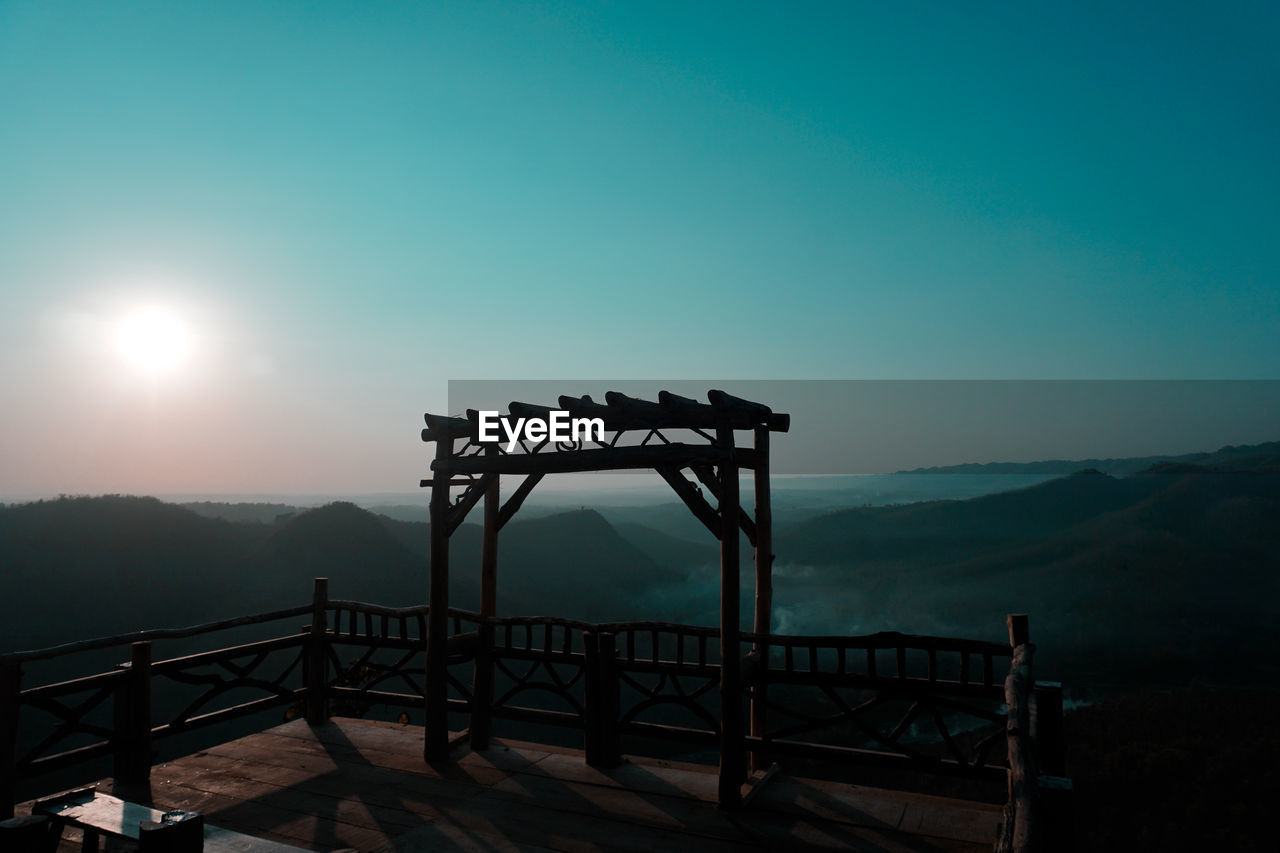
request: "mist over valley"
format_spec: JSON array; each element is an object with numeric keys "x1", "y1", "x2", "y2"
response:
[{"x1": 5, "y1": 442, "x2": 1277, "y2": 692}]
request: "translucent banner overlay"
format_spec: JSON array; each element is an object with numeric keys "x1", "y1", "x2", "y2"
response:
[{"x1": 447, "y1": 379, "x2": 1279, "y2": 477}]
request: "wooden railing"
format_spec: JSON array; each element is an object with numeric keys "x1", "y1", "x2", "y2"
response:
[
  {"x1": 3, "y1": 580, "x2": 1070, "y2": 848},
  {"x1": 1, "y1": 604, "x2": 312, "y2": 818}
]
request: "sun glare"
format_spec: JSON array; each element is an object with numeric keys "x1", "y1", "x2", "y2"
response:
[{"x1": 115, "y1": 306, "x2": 192, "y2": 376}]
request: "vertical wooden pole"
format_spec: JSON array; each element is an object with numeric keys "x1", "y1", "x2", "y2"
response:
[
  {"x1": 305, "y1": 578, "x2": 329, "y2": 725},
  {"x1": 0, "y1": 660, "x2": 20, "y2": 819},
  {"x1": 1000, "y1": 613, "x2": 1036, "y2": 853},
  {"x1": 113, "y1": 641, "x2": 152, "y2": 787},
  {"x1": 1006, "y1": 612, "x2": 1033, "y2": 773},
  {"x1": 1007, "y1": 613, "x2": 1030, "y2": 649},
  {"x1": 583, "y1": 630, "x2": 620, "y2": 767},
  {"x1": 599, "y1": 631, "x2": 620, "y2": 767},
  {"x1": 750, "y1": 425, "x2": 772, "y2": 772},
  {"x1": 470, "y1": 458, "x2": 499, "y2": 751},
  {"x1": 582, "y1": 630, "x2": 600, "y2": 765},
  {"x1": 424, "y1": 436, "x2": 453, "y2": 761},
  {"x1": 717, "y1": 422, "x2": 744, "y2": 808}
]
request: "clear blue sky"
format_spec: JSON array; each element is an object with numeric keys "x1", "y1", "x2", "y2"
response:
[{"x1": 1, "y1": 1, "x2": 1276, "y2": 495}]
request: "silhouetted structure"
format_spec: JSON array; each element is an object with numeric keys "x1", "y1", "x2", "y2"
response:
[{"x1": 421, "y1": 390, "x2": 788, "y2": 806}]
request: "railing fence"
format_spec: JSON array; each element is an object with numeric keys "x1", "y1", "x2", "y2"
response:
[{"x1": 2, "y1": 580, "x2": 1070, "y2": 849}]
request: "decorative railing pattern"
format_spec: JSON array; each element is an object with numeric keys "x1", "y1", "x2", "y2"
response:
[
  {"x1": 150, "y1": 635, "x2": 308, "y2": 737},
  {"x1": 3, "y1": 581, "x2": 1067, "y2": 848},
  {"x1": 1, "y1": 605, "x2": 312, "y2": 817},
  {"x1": 742, "y1": 629, "x2": 1014, "y2": 778},
  {"x1": 488, "y1": 617, "x2": 586, "y2": 727},
  {"x1": 611, "y1": 623, "x2": 722, "y2": 748},
  {"x1": 14, "y1": 668, "x2": 126, "y2": 778},
  {"x1": 320, "y1": 600, "x2": 476, "y2": 716}
]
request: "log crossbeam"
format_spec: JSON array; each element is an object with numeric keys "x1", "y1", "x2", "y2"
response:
[
  {"x1": 691, "y1": 464, "x2": 758, "y2": 546},
  {"x1": 443, "y1": 473, "x2": 497, "y2": 535},
  {"x1": 433, "y1": 443, "x2": 760, "y2": 476},
  {"x1": 655, "y1": 465, "x2": 722, "y2": 541},
  {"x1": 498, "y1": 473, "x2": 543, "y2": 531}
]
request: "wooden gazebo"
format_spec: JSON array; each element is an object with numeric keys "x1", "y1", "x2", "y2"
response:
[{"x1": 420, "y1": 389, "x2": 789, "y2": 805}]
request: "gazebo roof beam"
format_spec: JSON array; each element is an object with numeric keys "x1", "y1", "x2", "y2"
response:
[
  {"x1": 434, "y1": 443, "x2": 761, "y2": 475},
  {"x1": 427, "y1": 389, "x2": 789, "y2": 449},
  {"x1": 709, "y1": 389, "x2": 790, "y2": 432},
  {"x1": 422, "y1": 413, "x2": 472, "y2": 443}
]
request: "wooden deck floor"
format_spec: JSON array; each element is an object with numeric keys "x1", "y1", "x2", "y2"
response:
[{"x1": 22, "y1": 718, "x2": 1002, "y2": 852}]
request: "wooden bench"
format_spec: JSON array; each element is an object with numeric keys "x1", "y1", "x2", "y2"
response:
[{"x1": 28, "y1": 787, "x2": 312, "y2": 852}]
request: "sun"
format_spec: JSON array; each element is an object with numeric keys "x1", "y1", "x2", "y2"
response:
[{"x1": 114, "y1": 306, "x2": 193, "y2": 376}]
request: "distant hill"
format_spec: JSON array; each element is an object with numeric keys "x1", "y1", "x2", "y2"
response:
[
  {"x1": 0, "y1": 496, "x2": 705, "y2": 655},
  {"x1": 773, "y1": 465, "x2": 1280, "y2": 685},
  {"x1": 4, "y1": 456, "x2": 1278, "y2": 689},
  {"x1": 180, "y1": 501, "x2": 302, "y2": 524},
  {"x1": 382, "y1": 508, "x2": 686, "y2": 620},
  {"x1": 245, "y1": 501, "x2": 426, "y2": 605},
  {"x1": 613, "y1": 521, "x2": 718, "y2": 573},
  {"x1": 0, "y1": 496, "x2": 271, "y2": 648},
  {"x1": 778, "y1": 469, "x2": 1159, "y2": 572},
  {"x1": 894, "y1": 440, "x2": 1280, "y2": 476}
]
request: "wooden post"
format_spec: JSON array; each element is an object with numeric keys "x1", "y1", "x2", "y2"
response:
[
  {"x1": 470, "y1": 453, "x2": 499, "y2": 752},
  {"x1": 598, "y1": 631, "x2": 620, "y2": 767},
  {"x1": 0, "y1": 661, "x2": 20, "y2": 820},
  {"x1": 717, "y1": 422, "x2": 744, "y2": 808},
  {"x1": 1007, "y1": 613, "x2": 1030, "y2": 649},
  {"x1": 305, "y1": 578, "x2": 329, "y2": 725},
  {"x1": 583, "y1": 630, "x2": 620, "y2": 767},
  {"x1": 583, "y1": 630, "x2": 601, "y2": 765},
  {"x1": 424, "y1": 435, "x2": 453, "y2": 760},
  {"x1": 998, "y1": 614, "x2": 1036, "y2": 853},
  {"x1": 113, "y1": 641, "x2": 152, "y2": 787},
  {"x1": 750, "y1": 425, "x2": 772, "y2": 772}
]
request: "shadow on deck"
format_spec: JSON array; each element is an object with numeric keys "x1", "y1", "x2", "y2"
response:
[{"x1": 20, "y1": 717, "x2": 1000, "y2": 852}]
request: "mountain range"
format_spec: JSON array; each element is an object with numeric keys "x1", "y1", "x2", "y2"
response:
[{"x1": 2, "y1": 441, "x2": 1277, "y2": 688}]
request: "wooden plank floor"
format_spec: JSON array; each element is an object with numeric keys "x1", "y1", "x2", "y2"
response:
[{"x1": 20, "y1": 718, "x2": 1002, "y2": 852}]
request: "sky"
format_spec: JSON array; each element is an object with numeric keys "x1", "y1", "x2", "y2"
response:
[{"x1": 1, "y1": 1, "x2": 1277, "y2": 497}]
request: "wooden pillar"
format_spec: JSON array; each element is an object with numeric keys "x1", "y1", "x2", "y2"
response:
[
  {"x1": 750, "y1": 426, "x2": 772, "y2": 771},
  {"x1": 999, "y1": 614, "x2": 1036, "y2": 853},
  {"x1": 424, "y1": 436, "x2": 453, "y2": 760},
  {"x1": 305, "y1": 577, "x2": 329, "y2": 725},
  {"x1": 470, "y1": 453, "x2": 499, "y2": 751},
  {"x1": 717, "y1": 422, "x2": 744, "y2": 808},
  {"x1": 583, "y1": 630, "x2": 620, "y2": 768},
  {"x1": 599, "y1": 631, "x2": 620, "y2": 766},
  {"x1": 113, "y1": 641, "x2": 152, "y2": 788},
  {"x1": 1007, "y1": 613, "x2": 1030, "y2": 649},
  {"x1": 583, "y1": 630, "x2": 601, "y2": 765},
  {"x1": 0, "y1": 660, "x2": 20, "y2": 819}
]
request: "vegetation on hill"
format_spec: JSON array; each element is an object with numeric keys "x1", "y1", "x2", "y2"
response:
[
  {"x1": 771, "y1": 466, "x2": 1280, "y2": 687},
  {"x1": 895, "y1": 440, "x2": 1280, "y2": 476}
]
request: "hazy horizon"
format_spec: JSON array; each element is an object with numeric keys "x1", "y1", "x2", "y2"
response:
[{"x1": 2, "y1": 423, "x2": 1276, "y2": 505}]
